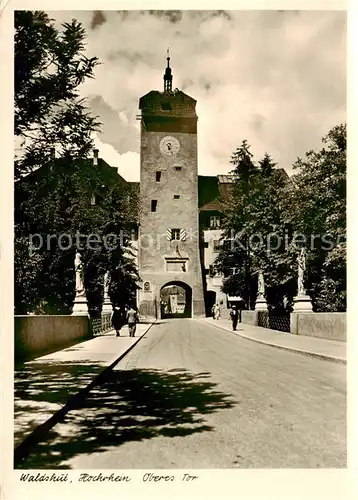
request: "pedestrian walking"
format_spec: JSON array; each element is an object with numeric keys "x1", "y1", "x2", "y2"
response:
[
  {"x1": 111, "y1": 306, "x2": 122, "y2": 337},
  {"x1": 214, "y1": 303, "x2": 221, "y2": 320},
  {"x1": 127, "y1": 305, "x2": 138, "y2": 337},
  {"x1": 211, "y1": 304, "x2": 215, "y2": 319},
  {"x1": 230, "y1": 305, "x2": 239, "y2": 331},
  {"x1": 283, "y1": 296, "x2": 288, "y2": 310},
  {"x1": 283, "y1": 295, "x2": 293, "y2": 314}
]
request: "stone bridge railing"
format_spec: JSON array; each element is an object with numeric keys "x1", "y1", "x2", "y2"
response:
[
  {"x1": 257, "y1": 311, "x2": 291, "y2": 333},
  {"x1": 91, "y1": 312, "x2": 112, "y2": 336},
  {"x1": 241, "y1": 310, "x2": 346, "y2": 342}
]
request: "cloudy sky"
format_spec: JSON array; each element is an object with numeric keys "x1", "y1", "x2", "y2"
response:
[{"x1": 49, "y1": 10, "x2": 346, "y2": 181}]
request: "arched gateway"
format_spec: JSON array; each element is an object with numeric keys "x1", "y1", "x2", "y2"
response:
[{"x1": 160, "y1": 281, "x2": 192, "y2": 319}]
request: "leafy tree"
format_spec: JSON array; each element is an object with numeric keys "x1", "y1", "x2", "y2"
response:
[
  {"x1": 216, "y1": 140, "x2": 256, "y2": 307},
  {"x1": 109, "y1": 249, "x2": 140, "y2": 309},
  {"x1": 217, "y1": 124, "x2": 346, "y2": 313},
  {"x1": 217, "y1": 142, "x2": 293, "y2": 309},
  {"x1": 14, "y1": 235, "x2": 44, "y2": 315},
  {"x1": 14, "y1": 12, "x2": 140, "y2": 315},
  {"x1": 259, "y1": 152, "x2": 276, "y2": 177},
  {"x1": 15, "y1": 157, "x2": 139, "y2": 315},
  {"x1": 229, "y1": 140, "x2": 256, "y2": 190},
  {"x1": 15, "y1": 10, "x2": 100, "y2": 179},
  {"x1": 285, "y1": 123, "x2": 346, "y2": 311}
]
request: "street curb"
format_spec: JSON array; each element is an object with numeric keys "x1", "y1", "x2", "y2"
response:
[
  {"x1": 14, "y1": 321, "x2": 156, "y2": 467},
  {"x1": 201, "y1": 320, "x2": 346, "y2": 365}
]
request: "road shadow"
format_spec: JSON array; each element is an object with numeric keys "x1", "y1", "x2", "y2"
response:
[
  {"x1": 17, "y1": 368, "x2": 237, "y2": 469},
  {"x1": 14, "y1": 360, "x2": 107, "y2": 447}
]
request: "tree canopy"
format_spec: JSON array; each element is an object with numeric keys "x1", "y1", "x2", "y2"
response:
[
  {"x1": 14, "y1": 11, "x2": 140, "y2": 316},
  {"x1": 216, "y1": 124, "x2": 346, "y2": 312},
  {"x1": 15, "y1": 11, "x2": 100, "y2": 179},
  {"x1": 285, "y1": 123, "x2": 346, "y2": 311}
]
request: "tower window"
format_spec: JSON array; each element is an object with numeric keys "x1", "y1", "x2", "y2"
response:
[
  {"x1": 213, "y1": 240, "x2": 221, "y2": 252},
  {"x1": 209, "y1": 265, "x2": 216, "y2": 277},
  {"x1": 224, "y1": 267, "x2": 238, "y2": 278},
  {"x1": 156, "y1": 171, "x2": 161, "y2": 182},
  {"x1": 174, "y1": 166, "x2": 182, "y2": 171},
  {"x1": 166, "y1": 228, "x2": 186, "y2": 241},
  {"x1": 151, "y1": 200, "x2": 158, "y2": 212},
  {"x1": 171, "y1": 228, "x2": 181, "y2": 240},
  {"x1": 209, "y1": 215, "x2": 221, "y2": 228},
  {"x1": 173, "y1": 194, "x2": 180, "y2": 199},
  {"x1": 161, "y1": 102, "x2": 172, "y2": 111}
]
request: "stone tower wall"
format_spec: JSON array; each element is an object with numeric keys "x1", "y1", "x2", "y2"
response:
[{"x1": 138, "y1": 92, "x2": 205, "y2": 318}]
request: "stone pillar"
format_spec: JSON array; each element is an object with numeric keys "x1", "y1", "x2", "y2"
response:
[
  {"x1": 293, "y1": 248, "x2": 313, "y2": 312},
  {"x1": 102, "y1": 271, "x2": 112, "y2": 313},
  {"x1": 72, "y1": 252, "x2": 89, "y2": 316},
  {"x1": 290, "y1": 312, "x2": 299, "y2": 334},
  {"x1": 139, "y1": 281, "x2": 157, "y2": 319},
  {"x1": 255, "y1": 271, "x2": 268, "y2": 311}
]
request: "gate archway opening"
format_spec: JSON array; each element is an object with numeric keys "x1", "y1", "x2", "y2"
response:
[{"x1": 160, "y1": 282, "x2": 192, "y2": 319}]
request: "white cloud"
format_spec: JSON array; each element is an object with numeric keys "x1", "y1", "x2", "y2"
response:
[
  {"x1": 93, "y1": 135, "x2": 139, "y2": 181},
  {"x1": 49, "y1": 10, "x2": 346, "y2": 181},
  {"x1": 116, "y1": 151, "x2": 140, "y2": 182}
]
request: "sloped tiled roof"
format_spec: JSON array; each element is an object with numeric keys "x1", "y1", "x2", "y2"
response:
[
  {"x1": 199, "y1": 200, "x2": 225, "y2": 212},
  {"x1": 217, "y1": 174, "x2": 235, "y2": 183},
  {"x1": 16, "y1": 157, "x2": 119, "y2": 185}
]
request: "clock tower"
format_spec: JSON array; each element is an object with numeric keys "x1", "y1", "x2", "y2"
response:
[{"x1": 137, "y1": 53, "x2": 205, "y2": 318}]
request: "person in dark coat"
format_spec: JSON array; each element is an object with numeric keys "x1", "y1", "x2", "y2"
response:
[
  {"x1": 230, "y1": 305, "x2": 239, "y2": 331},
  {"x1": 283, "y1": 295, "x2": 293, "y2": 313},
  {"x1": 111, "y1": 306, "x2": 122, "y2": 337}
]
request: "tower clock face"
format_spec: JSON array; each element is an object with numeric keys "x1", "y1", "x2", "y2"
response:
[{"x1": 159, "y1": 136, "x2": 180, "y2": 157}]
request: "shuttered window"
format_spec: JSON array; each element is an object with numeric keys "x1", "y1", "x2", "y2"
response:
[{"x1": 167, "y1": 228, "x2": 186, "y2": 241}]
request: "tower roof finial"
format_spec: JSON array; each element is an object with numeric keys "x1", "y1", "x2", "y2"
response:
[{"x1": 164, "y1": 47, "x2": 173, "y2": 92}]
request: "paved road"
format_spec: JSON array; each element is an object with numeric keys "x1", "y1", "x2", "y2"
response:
[{"x1": 20, "y1": 319, "x2": 346, "y2": 469}]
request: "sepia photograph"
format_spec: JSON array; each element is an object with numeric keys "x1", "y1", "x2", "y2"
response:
[{"x1": 10, "y1": 8, "x2": 347, "y2": 475}]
